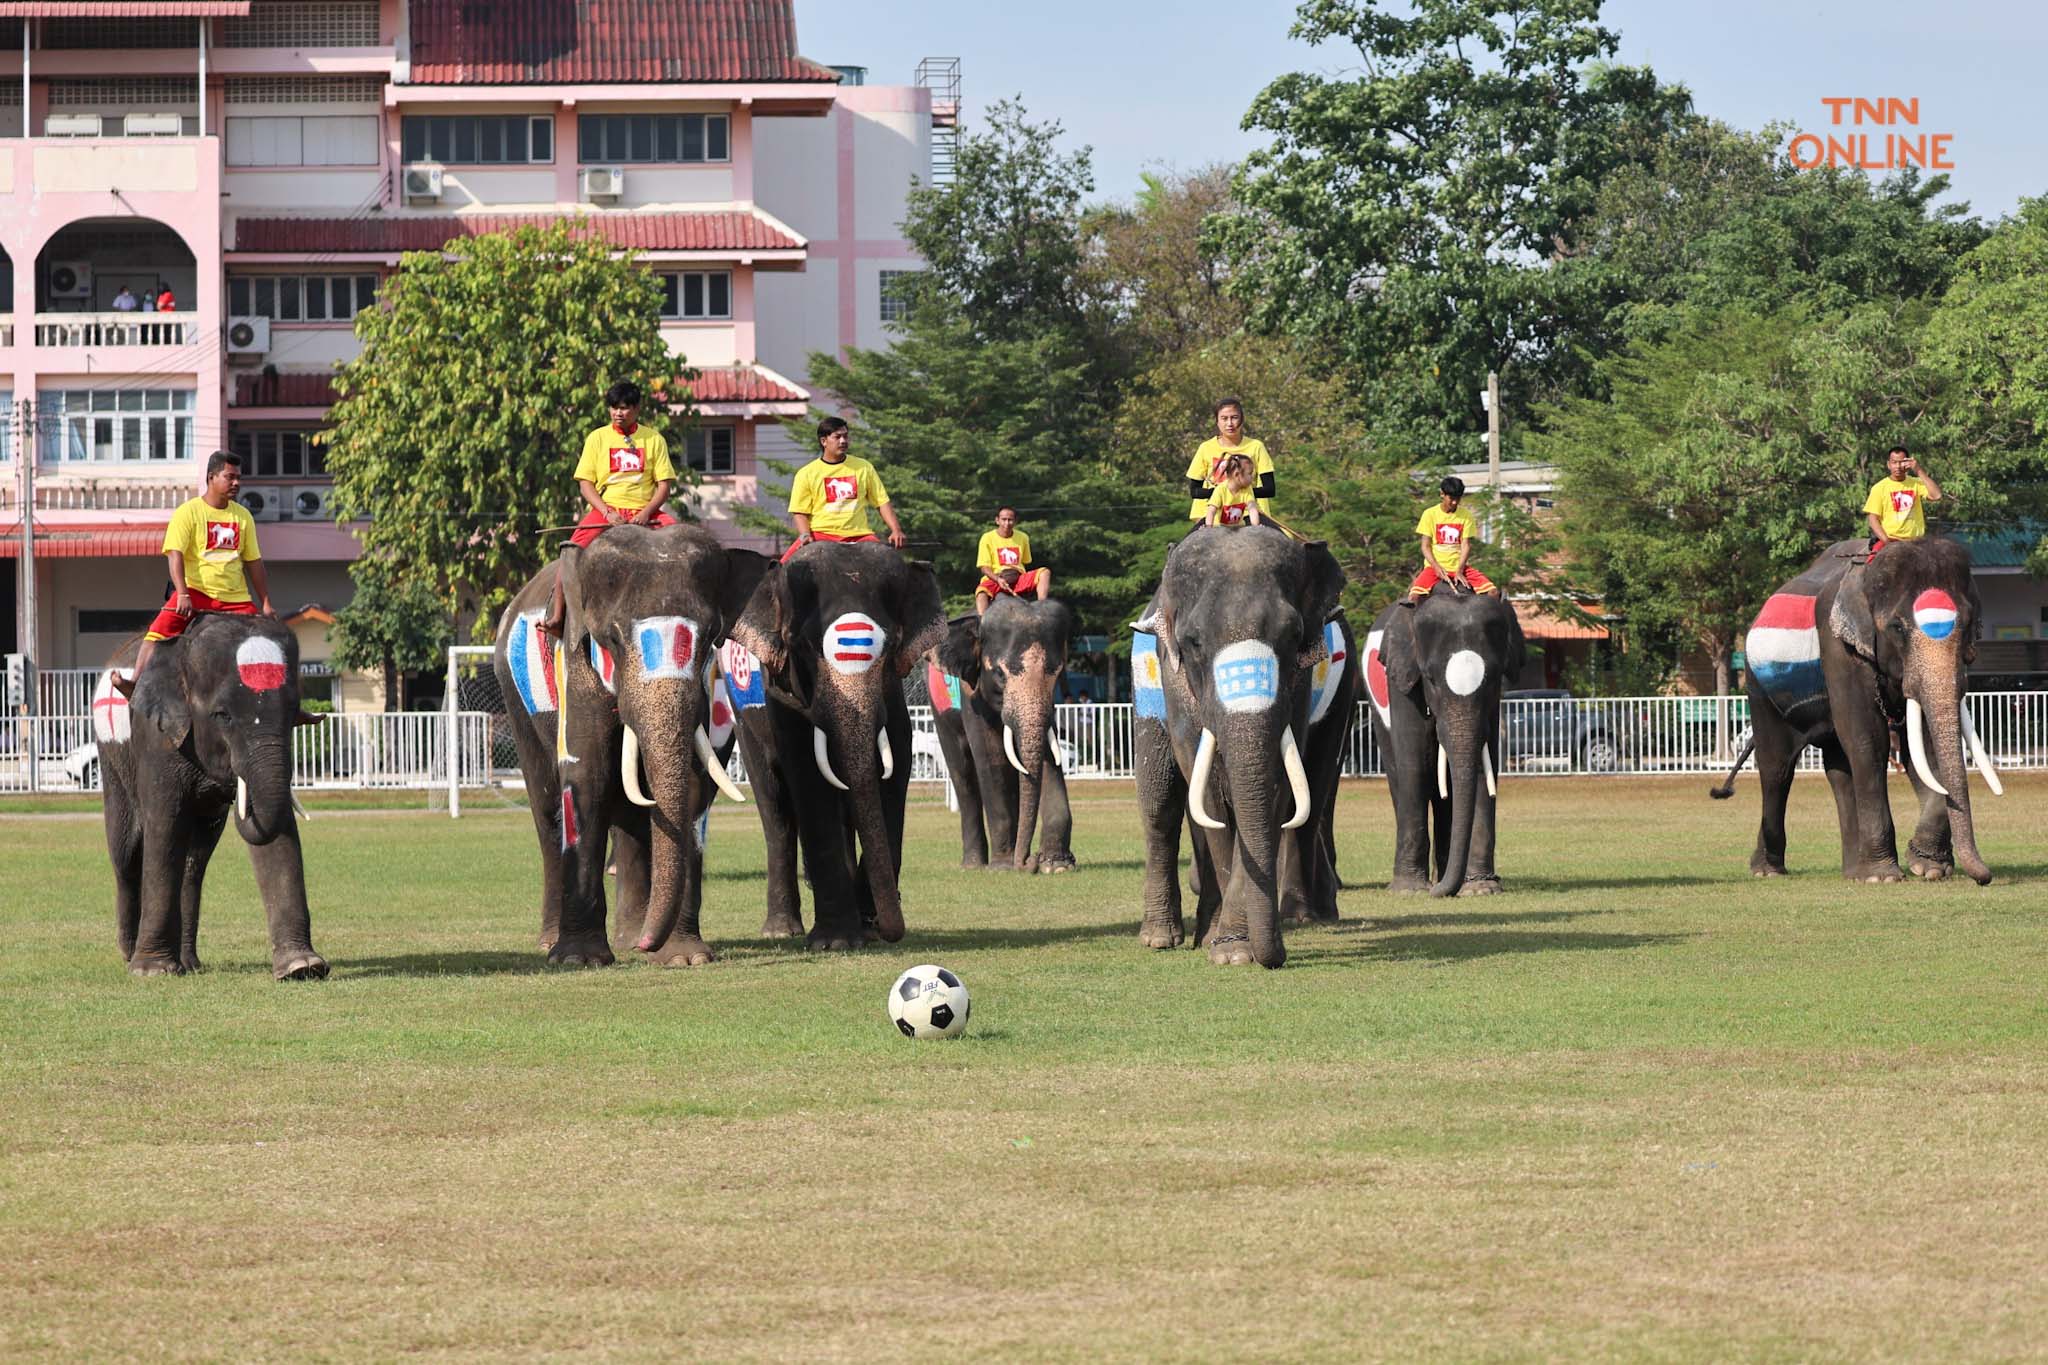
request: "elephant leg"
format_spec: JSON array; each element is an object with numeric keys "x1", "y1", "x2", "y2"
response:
[
  {"x1": 1459, "y1": 713, "x2": 1504, "y2": 896},
  {"x1": 937, "y1": 714, "x2": 988, "y2": 869},
  {"x1": 609, "y1": 816, "x2": 653, "y2": 948},
  {"x1": 1278, "y1": 821, "x2": 1313, "y2": 924},
  {"x1": 1034, "y1": 757, "x2": 1077, "y2": 873},
  {"x1": 799, "y1": 797, "x2": 863, "y2": 949},
  {"x1": 1195, "y1": 823, "x2": 1238, "y2": 950},
  {"x1": 176, "y1": 804, "x2": 231, "y2": 972},
  {"x1": 740, "y1": 721, "x2": 805, "y2": 938},
  {"x1": 102, "y1": 768, "x2": 143, "y2": 964},
  {"x1": 1133, "y1": 719, "x2": 1185, "y2": 949},
  {"x1": 510, "y1": 714, "x2": 565, "y2": 951},
  {"x1": 1816, "y1": 731, "x2": 1860, "y2": 878},
  {"x1": 1383, "y1": 725, "x2": 1434, "y2": 893},
  {"x1": 550, "y1": 775, "x2": 617, "y2": 966},
  {"x1": 964, "y1": 703, "x2": 1019, "y2": 871},
  {"x1": 1899, "y1": 722, "x2": 1956, "y2": 880},
  {"x1": 132, "y1": 802, "x2": 193, "y2": 975},
  {"x1": 1843, "y1": 723, "x2": 1903, "y2": 883},
  {"x1": 244, "y1": 822, "x2": 328, "y2": 980}
]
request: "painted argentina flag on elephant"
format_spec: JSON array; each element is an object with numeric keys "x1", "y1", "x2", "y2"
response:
[
  {"x1": 1131, "y1": 631, "x2": 1166, "y2": 720},
  {"x1": 1746, "y1": 592, "x2": 1828, "y2": 719}
]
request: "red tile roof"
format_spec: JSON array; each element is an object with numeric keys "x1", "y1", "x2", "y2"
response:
[
  {"x1": 1513, "y1": 600, "x2": 1609, "y2": 641},
  {"x1": 0, "y1": 521, "x2": 171, "y2": 560},
  {"x1": 683, "y1": 366, "x2": 805, "y2": 404},
  {"x1": 231, "y1": 210, "x2": 803, "y2": 255},
  {"x1": 0, "y1": 2, "x2": 247, "y2": 13},
  {"x1": 234, "y1": 373, "x2": 339, "y2": 408},
  {"x1": 406, "y1": 0, "x2": 839, "y2": 86}
]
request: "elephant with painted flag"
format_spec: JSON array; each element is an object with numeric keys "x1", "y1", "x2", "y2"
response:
[{"x1": 1713, "y1": 537, "x2": 2000, "y2": 884}]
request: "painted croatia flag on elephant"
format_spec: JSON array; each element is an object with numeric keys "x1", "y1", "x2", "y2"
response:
[
  {"x1": 1746, "y1": 592, "x2": 1827, "y2": 716},
  {"x1": 719, "y1": 639, "x2": 765, "y2": 709},
  {"x1": 508, "y1": 609, "x2": 558, "y2": 714},
  {"x1": 1912, "y1": 588, "x2": 1958, "y2": 640}
]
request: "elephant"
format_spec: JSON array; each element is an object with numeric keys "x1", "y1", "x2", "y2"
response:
[
  {"x1": 1712, "y1": 537, "x2": 2001, "y2": 884},
  {"x1": 93, "y1": 614, "x2": 327, "y2": 979},
  {"x1": 1129, "y1": 524, "x2": 1348, "y2": 968},
  {"x1": 493, "y1": 524, "x2": 770, "y2": 967},
  {"x1": 729, "y1": 540, "x2": 949, "y2": 949},
  {"x1": 927, "y1": 594, "x2": 1079, "y2": 873},
  {"x1": 1364, "y1": 584, "x2": 1526, "y2": 898}
]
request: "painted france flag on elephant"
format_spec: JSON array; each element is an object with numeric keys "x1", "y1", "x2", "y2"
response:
[{"x1": 1747, "y1": 592, "x2": 1827, "y2": 717}]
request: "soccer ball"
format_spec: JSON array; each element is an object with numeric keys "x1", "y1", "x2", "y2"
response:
[{"x1": 887, "y1": 964, "x2": 970, "y2": 1039}]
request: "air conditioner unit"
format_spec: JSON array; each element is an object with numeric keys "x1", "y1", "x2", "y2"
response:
[
  {"x1": 48, "y1": 261, "x2": 93, "y2": 299},
  {"x1": 238, "y1": 488, "x2": 286, "y2": 523},
  {"x1": 292, "y1": 486, "x2": 334, "y2": 522},
  {"x1": 225, "y1": 316, "x2": 271, "y2": 357},
  {"x1": 581, "y1": 166, "x2": 625, "y2": 200},
  {"x1": 44, "y1": 113, "x2": 102, "y2": 138},
  {"x1": 403, "y1": 165, "x2": 444, "y2": 202},
  {"x1": 123, "y1": 112, "x2": 182, "y2": 137}
]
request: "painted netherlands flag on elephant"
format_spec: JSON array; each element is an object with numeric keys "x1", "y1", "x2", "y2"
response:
[{"x1": 1747, "y1": 593, "x2": 1826, "y2": 713}]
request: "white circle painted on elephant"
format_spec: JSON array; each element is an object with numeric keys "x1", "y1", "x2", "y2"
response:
[{"x1": 1444, "y1": 649, "x2": 1486, "y2": 697}]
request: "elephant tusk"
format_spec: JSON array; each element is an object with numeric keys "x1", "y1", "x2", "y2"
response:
[
  {"x1": 1960, "y1": 705, "x2": 2004, "y2": 797},
  {"x1": 1188, "y1": 728, "x2": 1225, "y2": 830},
  {"x1": 1280, "y1": 726, "x2": 1312, "y2": 830},
  {"x1": 1003, "y1": 724, "x2": 1030, "y2": 776},
  {"x1": 1483, "y1": 743, "x2": 1497, "y2": 799},
  {"x1": 696, "y1": 726, "x2": 747, "y2": 804},
  {"x1": 236, "y1": 776, "x2": 250, "y2": 821},
  {"x1": 1045, "y1": 727, "x2": 1063, "y2": 769},
  {"x1": 621, "y1": 725, "x2": 657, "y2": 808},
  {"x1": 877, "y1": 728, "x2": 895, "y2": 782},
  {"x1": 1905, "y1": 698, "x2": 1948, "y2": 797},
  {"x1": 290, "y1": 791, "x2": 310, "y2": 822},
  {"x1": 1437, "y1": 744, "x2": 1450, "y2": 801},
  {"x1": 813, "y1": 726, "x2": 849, "y2": 792}
]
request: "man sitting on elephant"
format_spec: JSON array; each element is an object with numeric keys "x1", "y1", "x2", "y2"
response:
[
  {"x1": 1863, "y1": 444, "x2": 1944, "y2": 555},
  {"x1": 974, "y1": 505, "x2": 1051, "y2": 615},
  {"x1": 783, "y1": 416, "x2": 907, "y2": 562},
  {"x1": 118, "y1": 450, "x2": 273, "y2": 695},
  {"x1": 543, "y1": 379, "x2": 676, "y2": 634},
  {"x1": 1404, "y1": 475, "x2": 1497, "y2": 607}
]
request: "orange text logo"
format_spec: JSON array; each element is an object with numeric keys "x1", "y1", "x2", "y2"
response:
[{"x1": 1788, "y1": 98, "x2": 1953, "y2": 171}]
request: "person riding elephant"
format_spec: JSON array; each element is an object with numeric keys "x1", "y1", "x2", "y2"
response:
[
  {"x1": 729, "y1": 540, "x2": 948, "y2": 949},
  {"x1": 495, "y1": 524, "x2": 770, "y2": 967},
  {"x1": 94, "y1": 614, "x2": 327, "y2": 979},
  {"x1": 1712, "y1": 536, "x2": 2001, "y2": 883},
  {"x1": 1128, "y1": 524, "x2": 1347, "y2": 968},
  {"x1": 927, "y1": 594, "x2": 1079, "y2": 873},
  {"x1": 1364, "y1": 582, "x2": 1525, "y2": 898}
]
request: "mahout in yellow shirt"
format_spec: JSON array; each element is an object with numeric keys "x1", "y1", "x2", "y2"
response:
[
  {"x1": 789, "y1": 455, "x2": 890, "y2": 538},
  {"x1": 573, "y1": 423, "x2": 676, "y2": 510},
  {"x1": 163, "y1": 497, "x2": 260, "y2": 601}
]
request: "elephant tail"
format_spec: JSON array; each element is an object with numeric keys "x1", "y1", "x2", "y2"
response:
[{"x1": 1708, "y1": 733, "x2": 1756, "y2": 799}]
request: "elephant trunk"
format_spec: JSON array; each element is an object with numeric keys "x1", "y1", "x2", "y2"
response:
[
  {"x1": 1429, "y1": 709, "x2": 1486, "y2": 899},
  {"x1": 232, "y1": 737, "x2": 296, "y2": 846},
  {"x1": 633, "y1": 734, "x2": 705, "y2": 952},
  {"x1": 1003, "y1": 697, "x2": 1052, "y2": 869},
  {"x1": 1220, "y1": 715, "x2": 1287, "y2": 968},
  {"x1": 1907, "y1": 649, "x2": 1990, "y2": 885}
]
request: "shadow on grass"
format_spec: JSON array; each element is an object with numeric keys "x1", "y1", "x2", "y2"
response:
[
  {"x1": 342, "y1": 951, "x2": 555, "y2": 978},
  {"x1": 1304, "y1": 927, "x2": 1694, "y2": 968},
  {"x1": 1347, "y1": 907, "x2": 1613, "y2": 932}
]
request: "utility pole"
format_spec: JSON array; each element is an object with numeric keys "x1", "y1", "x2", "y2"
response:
[
  {"x1": 1485, "y1": 370, "x2": 1501, "y2": 492},
  {"x1": 14, "y1": 399, "x2": 37, "y2": 792}
]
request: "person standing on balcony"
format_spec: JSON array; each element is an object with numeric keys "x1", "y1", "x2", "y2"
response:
[
  {"x1": 111, "y1": 286, "x2": 139, "y2": 312},
  {"x1": 140, "y1": 289, "x2": 157, "y2": 313},
  {"x1": 782, "y1": 416, "x2": 906, "y2": 563},
  {"x1": 1185, "y1": 398, "x2": 1275, "y2": 523},
  {"x1": 155, "y1": 286, "x2": 176, "y2": 313},
  {"x1": 115, "y1": 452, "x2": 273, "y2": 695},
  {"x1": 541, "y1": 380, "x2": 676, "y2": 635}
]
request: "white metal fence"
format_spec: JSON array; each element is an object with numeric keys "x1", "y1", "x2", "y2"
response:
[{"x1": 12, "y1": 690, "x2": 2048, "y2": 797}]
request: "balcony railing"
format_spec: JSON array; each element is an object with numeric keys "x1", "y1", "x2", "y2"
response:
[{"x1": 33, "y1": 314, "x2": 199, "y2": 348}]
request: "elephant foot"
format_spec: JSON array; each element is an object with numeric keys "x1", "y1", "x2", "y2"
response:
[
  {"x1": 1206, "y1": 933, "x2": 1254, "y2": 966},
  {"x1": 273, "y1": 950, "x2": 328, "y2": 981},
  {"x1": 1385, "y1": 873, "x2": 1431, "y2": 894},
  {"x1": 960, "y1": 856, "x2": 987, "y2": 870},
  {"x1": 1748, "y1": 855, "x2": 1787, "y2": 879},
  {"x1": 1019, "y1": 853, "x2": 1041, "y2": 874},
  {"x1": 759, "y1": 913, "x2": 805, "y2": 939},
  {"x1": 644, "y1": 935, "x2": 717, "y2": 968},
  {"x1": 128, "y1": 953, "x2": 186, "y2": 977},
  {"x1": 1457, "y1": 876, "x2": 1504, "y2": 898},
  {"x1": 1138, "y1": 918, "x2": 1184, "y2": 950},
  {"x1": 179, "y1": 951, "x2": 205, "y2": 973},
  {"x1": 807, "y1": 927, "x2": 868, "y2": 952},
  {"x1": 548, "y1": 934, "x2": 616, "y2": 967},
  {"x1": 1852, "y1": 861, "x2": 1904, "y2": 884},
  {"x1": 1279, "y1": 896, "x2": 1314, "y2": 926},
  {"x1": 1037, "y1": 853, "x2": 1077, "y2": 875},
  {"x1": 1908, "y1": 857, "x2": 1951, "y2": 881}
]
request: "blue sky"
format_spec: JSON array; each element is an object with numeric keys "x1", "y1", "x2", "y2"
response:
[{"x1": 795, "y1": 0, "x2": 2041, "y2": 221}]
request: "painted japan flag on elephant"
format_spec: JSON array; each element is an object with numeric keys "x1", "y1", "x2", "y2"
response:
[{"x1": 1362, "y1": 628, "x2": 1391, "y2": 728}]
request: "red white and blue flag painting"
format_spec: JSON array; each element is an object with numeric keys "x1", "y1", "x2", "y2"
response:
[
  {"x1": 708, "y1": 668, "x2": 736, "y2": 747},
  {"x1": 1308, "y1": 620, "x2": 1349, "y2": 726},
  {"x1": 719, "y1": 639, "x2": 765, "y2": 709},
  {"x1": 1747, "y1": 592, "x2": 1826, "y2": 713},
  {"x1": 507, "y1": 609, "x2": 558, "y2": 714},
  {"x1": 1912, "y1": 589, "x2": 1958, "y2": 640},
  {"x1": 236, "y1": 637, "x2": 288, "y2": 692},
  {"x1": 632, "y1": 616, "x2": 699, "y2": 681},
  {"x1": 588, "y1": 639, "x2": 617, "y2": 693},
  {"x1": 1363, "y1": 628, "x2": 1391, "y2": 728},
  {"x1": 825, "y1": 614, "x2": 884, "y2": 675}
]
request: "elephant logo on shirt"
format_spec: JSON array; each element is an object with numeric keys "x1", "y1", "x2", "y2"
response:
[
  {"x1": 1890, "y1": 489, "x2": 1917, "y2": 516},
  {"x1": 996, "y1": 545, "x2": 1022, "y2": 567},
  {"x1": 206, "y1": 521, "x2": 241, "y2": 553},
  {"x1": 1435, "y1": 523, "x2": 1463, "y2": 546},
  {"x1": 1217, "y1": 504, "x2": 1247, "y2": 526},
  {"x1": 610, "y1": 448, "x2": 645, "y2": 475},
  {"x1": 824, "y1": 474, "x2": 858, "y2": 505}
]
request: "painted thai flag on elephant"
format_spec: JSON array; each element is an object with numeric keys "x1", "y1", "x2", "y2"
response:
[
  {"x1": 507, "y1": 610, "x2": 557, "y2": 714},
  {"x1": 1746, "y1": 592, "x2": 1826, "y2": 713},
  {"x1": 633, "y1": 616, "x2": 698, "y2": 680},
  {"x1": 588, "y1": 639, "x2": 617, "y2": 693},
  {"x1": 825, "y1": 615, "x2": 884, "y2": 674}
]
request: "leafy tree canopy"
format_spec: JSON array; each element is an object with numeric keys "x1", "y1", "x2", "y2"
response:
[{"x1": 329, "y1": 553, "x2": 453, "y2": 709}]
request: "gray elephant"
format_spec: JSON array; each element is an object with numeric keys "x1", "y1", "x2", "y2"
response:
[
  {"x1": 494, "y1": 524, "x2": 769, "y2": 967},
  {"x1": 1364, "y1": 585, "x2": 1525, "y2": 898},
  {"x1": 729, "y1": 541, "x2": 948, "y2": 949},
  {"x1": 1130, "y1": 525, "x2": 1348, "y2": 968},
  {"x1": 927, "y1": 595, "x2": 1078, "y2": 873},
  {"x1": 1712, "y1": 537, "x2": 2000, "y2": 883},
  {"x1": 93, "y1": 614, "x2": 327, "y2": 979}
]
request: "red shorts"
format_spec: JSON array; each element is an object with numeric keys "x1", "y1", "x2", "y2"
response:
[
  {"x1": 569, "y1": 504, "x2": 677, "y2": 548},
  {"x1": 978, "y1": 568, "x2": 1042, "y2": 599},
  {"x1": 145, "y1": 589, "x2": 259, "y2": 642},
  {"x1": 1410, "y1": 564, "x2": 1495, "y2": 596},
  {"x1": 780, "y1": 531, "x2": 877, "y2": 564}
]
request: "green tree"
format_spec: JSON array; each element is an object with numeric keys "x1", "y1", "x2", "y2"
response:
[
  {"x1": 325, "y1": 224, "x2": 684, "y2": 636},
  {"x1": 329, "y1": 554, "x2": 453, "y2": 710},
  {"x1": 1217, "y1": 0, "x2": 1691, "y2": 463}
]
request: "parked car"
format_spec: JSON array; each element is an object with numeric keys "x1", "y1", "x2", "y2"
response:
[
  {"x1": 1499, "y1": 689, "x2": 1627, "y2": 772},
  {"x1": 63, "y1": 740, "x2": 101, "y2": 791}
]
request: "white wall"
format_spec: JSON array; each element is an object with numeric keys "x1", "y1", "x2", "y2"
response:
[
  {"x1": 1978, "y1": 576, "x2": 2048, "y2": 639},
  {"x1": 663, "y1": 322, "x2": 737, "y2": 369},
  {"x1": 226, "y1": 168, "x2": 387, "y2": 212},
  {"x1": 755, "y1": 256, "x2": 836, "y2": 386}
]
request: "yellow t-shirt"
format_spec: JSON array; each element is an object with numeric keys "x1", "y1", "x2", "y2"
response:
[
  {"x1": 1208, "y1": 484, "x2": 1257, "y2": 526},
  {"x1": 1416, "y1": 505, "x2": 1479, "y2": 575},
  {"x1": 164, "y1": 497, "x2": 260, "y2": 602},
  {"x1": 1863, "y1": 477, "x2": 1932, "y2": 540},
  {"x1": 789, "y1": 455, "x2": 890, "y2": 539},
  {"x1": 976, "y1": 529, "x2": 1032, "y2": 573},
  {"x1": 1185, "y1": 437, "x2": 1275, "y2": 520},
  {"x1": 573, "y1": 424, "x2": 676, "y2": 510}
]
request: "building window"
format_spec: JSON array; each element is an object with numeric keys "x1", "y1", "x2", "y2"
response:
[
  {"x1": 231, "y1": 429, "x2": 328, "y2": 479},
  {"x1": 577, "y1": 114, "x2": 729, "y2": 165},
  {"x1": 402, "y1": 115, "x2": 553, "y2": 165},
  {"x1": 37, "y1": 389, "x2": 195, "y2": 464},
  {"x1": 684, "y1": 427, "x2": 735, "y2": 475},
  {"x1": 658, "y1": 271, "x2": 732, "y2": 320},
  {"x1": 223, "y1": 0, "x2": 380, "y2": 48},
  {"x1": 226, "y1": 76, "x2": 384, "y2": 105},
  {"x1": 226, "y1": 115, "x2": 380, "y2": 166},
  {"x1": 44, "y1": 18, "x2": 194, "y2": 48},
  {"x1": 229, "y1": 275, "x2": 379, "y2": 322},
  {"x1": 880, "y1": 270, "x2": 916, "y2": 323}
]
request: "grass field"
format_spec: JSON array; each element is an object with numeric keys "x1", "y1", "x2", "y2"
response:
[{"x1": 4, "y1": 774, "x2": 2046, "y2": 1361}]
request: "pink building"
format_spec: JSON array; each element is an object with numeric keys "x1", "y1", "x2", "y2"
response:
[{"x1": 0, "y1": 0, "x2": 951, "y2": 674}]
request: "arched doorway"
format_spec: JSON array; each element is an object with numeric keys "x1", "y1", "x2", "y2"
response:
[{"x1": 35, "y1": 218, "x2": 197, "y2": 314}]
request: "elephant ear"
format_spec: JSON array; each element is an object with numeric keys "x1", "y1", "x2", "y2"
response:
[
  {"x1": 891, "y1": 560, "x2": 949, "y2": 678},
  {"x1": 1380, "y1": 605, "x2": 1423, "y2": 698},
  {"x1": 730, "y1": 562, "x2": 789, "y2": 675},
  {"x1": 131, "y1": 648, "x2": 192, "y2": 749},
  {"x1": 556, "y1": 547, "x2": 595, "y2": 660},
  {"x1": 936, "y1": 613, "x2": 983, "y2": 684},
  {"x1": 1299, "y1": 540, "x2": 1347, "y2": 626},
  {"x1": 1499, "y1": 596, "x2": 1527, "y2": 682},
  {"x1": 717, "y1": 547, "x2": 774, "y2": 642},
  {"x1": 1131, "y1": 592, "x2": 1180, "y2": 676},
  {"x1": 1828, "y1": 572, "x2": 1877, "y2": 663}
]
